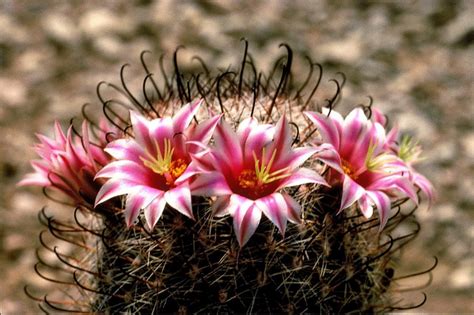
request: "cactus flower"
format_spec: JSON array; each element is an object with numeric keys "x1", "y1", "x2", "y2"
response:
[
  {"x1": 305, "y1": 108, "x2": 418, "y2": 228},
  {"x1": 94, "y1": 100, "x2": 220, "y2": 229},
  {"x1": 191, "y1": 116, "x2": 327, "y2": 246},
  {"x1": 372, "y1": 108, "x2": 435, "y2": 207},
  {"x1": 18, "y1": 120, "x2": 115, "y2": 205}
]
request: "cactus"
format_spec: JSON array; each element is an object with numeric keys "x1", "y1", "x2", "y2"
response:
[{"x1": 23, "y1": 42, "x2": 436, "y2": 313}]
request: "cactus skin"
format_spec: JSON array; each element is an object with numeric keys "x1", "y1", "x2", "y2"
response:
[{"x1": 26, "y1": 43, "x2": 433, "y2": 313}]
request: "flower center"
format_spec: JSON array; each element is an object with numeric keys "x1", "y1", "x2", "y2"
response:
[
  {"x1": 342, "y1": 159, "x2": 358, "y2": 180},
  {"x1": 140, "y1": 138, "x2": 188, "y2": 186},
  {"x1": 235, "y1": 148, "x2": 291, "y2": 199},
  {"x1": 238, "y1": 169, "x2": 260, "y2": 189}
]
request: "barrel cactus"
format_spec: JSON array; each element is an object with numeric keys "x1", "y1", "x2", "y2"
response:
[{"x1": 21, "y1": 42, "x2": 436, "y2": 313}]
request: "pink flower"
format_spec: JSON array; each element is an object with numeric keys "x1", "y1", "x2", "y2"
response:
[
  {"x1": 191, "y1": 116, "x2": 327, "y2": 246},
  {"x1": 304, "y1": 108, "x2": 418, "y2": 228},
  {"x1": 94, "y1": 99, "x2": 221, "y2": 229},
  {"x1": 372, "y1": 108, "x2": 435, "y2": 206},
  {"x1": 18, "y1": 120, "x2": 115, "y2": 205}
]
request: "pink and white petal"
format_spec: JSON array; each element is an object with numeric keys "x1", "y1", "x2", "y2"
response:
[
  {"x1": 278, "y1": 167, "x2": 328, "y2": 189},
  {"x1": 189, "y1": 172, "x2": 232, "y2": 196},
  {"x1": 282, "y1": 193, "x2": 302, "y2": 224},
  {"x1": 53, "y1": 121, "x2": 67, "y2": 145},
  {"x1": 17, "y1": 172, "x2": 51, "y2": 187},
  {"x1": 322, "y1": 107, "x2": 345, "y2": 132},
  {"x1": 304, "y1": 111, "x2": 340, "y2": 149},
  {"x1": 148, "y1": 117, "x2": 174, "y2": 153},
  {"x1": 386, "y1": 126, "x2": 399, "y2": 149},
  {"x1": 277, "y1": 146, "x2": 318, "y2": 170},
  {"x1": 313, "y1": 143, "x2": 344, "y2": 173},
  {"x1": 255, "y1": 193, "x2": 288, "y2": 236},
  {"x1": 95, "y1": 160, "x2": 149, "y2": 183},
  {"x1": 173, "y1": 99, "x2": 202, "y2": 133},
  {"x1": 81, "y1": 121, "x2": 97, "y2": 172},
  {"x1": 357, "y1": 194, "x2": 374, "y2": 218},
  {"x1": 366, "y1": 190, "x2": 391, "y2": 230},
  {"x1": 233, "y1": 203, "x2": 262, "y2": 247},
  {"x1": 413, "y1": 173, "x2": 436, "y2": 207},
  {"x1": 144, "y1": 195, "x2": 167, "y2": 230},
  {"x1": 242, "y1": 124, "x2": 274, "y2": 162},
  {"x1": 187, "y1": 114, "x2": 222, "y2": 146},
  {"x1": 269, "y1": 116, "x2": 292, "y2": 157},
  {"x1": 213, "y1": 120, "x2": 243, "y2": 169},
  {"x1": 341, "y1": 108, "x2": 369, "y2": 161},
  {"x1": 104, "y1": 139, "x2": 144, "y2": 164},
  {"x1": 340, "y1": 175, "x2": 366, "y2": 212},
  {"x1": 212, "y1": 196, "x2": 231, "y2": 217},
  {"x1": 228, "y1": 194, "x2": 254, "y2": 216},
  {"x1": 237, "y1": 117, "x2": 258, "y2": 145},
  {"x1": 130, "y1": 111, "x2": 154, "y2": 152},
  {"x1": 124, "y1": 190, "x2": 160, "y2": 227},
  {"x1": 372, "y1": 108, "x2": 387, "y2": 126},
  {"x1": 164, "y1": 183, "x2": 194, "y2": 219},
  {"x1": 95, "y1": 179, "x2": 138, "y2": 206},
  {"x1": 174, "y1": 163, "x2": 200, "y2": 184},
  {"x1": 393, "y1": 176, "x2": 419, "y2": 204}
]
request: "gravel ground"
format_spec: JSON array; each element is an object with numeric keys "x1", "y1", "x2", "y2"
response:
[{"x1": 1, "y1": 0, "x2": 473, "y2": 313}]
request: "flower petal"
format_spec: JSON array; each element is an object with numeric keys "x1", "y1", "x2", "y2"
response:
[
  {"x1": 269, "y1": 116, "x2": 292, "y2": 158},
  {"x1": 413, "y1": 173, "x2": 436, "y2": 207},
  {"x1": 187, "y1": 114, "x2": 222, "y2": 146},
  {"x1": 213, "y1": 120, "x2": 243, "y2": 170},
  {"x1": 304, "y1": 111, "x2": 340, "y2": 149},
  {"x1": 341, "y1": 108, "x2": 368, "y2": 154},
  {"x1": 357, "y1": 194, "x2": 374, "y2": 218},
  {"x1": 130, "y1": 111, "x2": 154, "y2": 152},
  {"x1": 95, "y1": 179, "x2": 137, "y2": 206},
  {"x1": 104, "y1": 139, "x2": 144, "y2": 164},
  {"x1": 313, "y1": 143, "x2": 344, "y2": 173},
  {"x1": 95, "y1": 160, "x2": 149, "y2": 183},
  {"x1": 173, "y1": 99, "x2": 202, "y2": 133},
  {"x1": 233, "y1": 203, "x2": 261, "y2": 247},
  {"x1": 124, "y1": 190, "x2": 161, "y2": 227},
  {"x1": 366, "y1": 190, "x2": 391, "y2": 230},
  {"x1": 255, "y1": 193, "x2": 288, "y2": 236},
  {"x1": 189, "y1": 171, "x2": 232, "y2": 196},
  {"x1": 164, "y1": 183, "x2": 194, "y2": 219},
  {"x1": 340, "y1": 175, "x2": 366, "y2": 212},
  {"x1": 212, "y1": 196, "x2": 231, "y2": 217},
  {"x1": 278, "y1": 167, "x2": 328, "y2": 189},
  {"x1": 282, "y1": 193, "x2": 302, "y2": 224},
  {"x1": 144, "y1": 196, "x2": 167, "y2": 230}
]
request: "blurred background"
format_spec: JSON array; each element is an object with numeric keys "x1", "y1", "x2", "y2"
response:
[{"x1": 1, "y1": 0, "x2": 473, "y2": 313}]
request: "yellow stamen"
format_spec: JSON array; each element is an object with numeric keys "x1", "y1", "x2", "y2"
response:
[
  {"x1": 365, "y1": 141, "x2": 397, "y2": 172},
  {"x1": 398, "y1": 135, "x2": 423, "y2": 163},
  {"x1": 253, "y1": 148, "x2": 291, "y2": 185},
  {"x1": 342, "y1": 159, "x2": 358, "y2": 180},
  {"x1": 140, "y1": 138, "x2": 175, "y2": 174}
]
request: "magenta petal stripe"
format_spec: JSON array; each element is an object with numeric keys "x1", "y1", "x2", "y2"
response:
[
  {"x1": 144, "y1": 196, "x2": 167, "y2": 230},
  {"x1": 304, "y1": 111, "x2": 340, "y2": 149},
  {"x1": 164, "y1": 183, "x2": 194, "y2": 220},
  {"x1": 233, "y1": 204, "x2": 262, "y2": 247},
  {"x1": 339, "y1": 175, "x2": 366, "y2": 212},
  {"x1": 282, "y1": 193, "x2": 302, "y2": 224},
  {"x1": 95, "y1": 180, "x2": 137, "y2": 206},
  {"x1": 255, "y1": 193, "x2": 288, "y2": 236},
  {"x1": 366, "y1": 191, "x2": 391, "y2": 230}
]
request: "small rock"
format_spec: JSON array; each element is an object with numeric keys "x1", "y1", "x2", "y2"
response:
[
  {"x1": 80, "y1": 8, "x2": 135, "y2": 37},
  {"x1": 461, "y1": 132, "x2": 474, "y2": 160},
  {"x1": 450, "y1": 260, "x2": 474, "y2": 289},
  {"x1": 42, "y1": 13, "x2": 80, "y2": 45},
  {"x1": 0, "y1": 77, "x2": 27, "y2": 107}
]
